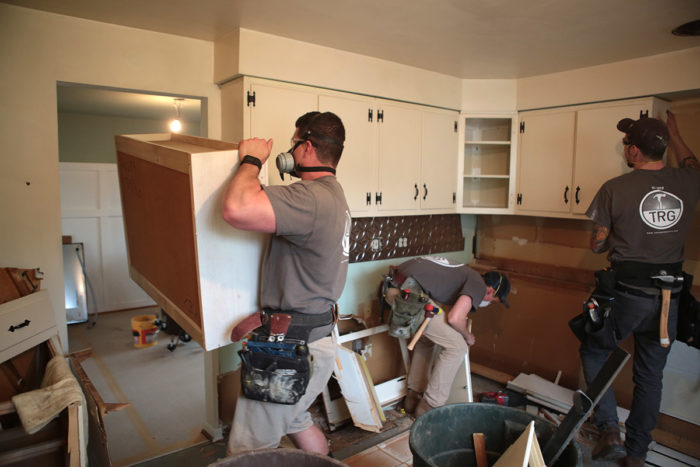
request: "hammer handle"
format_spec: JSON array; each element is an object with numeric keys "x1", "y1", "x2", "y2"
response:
[
  {"x1": 408, "y1": 315, "x2": 432, "y2": 351},
  {"x1": 659, "y1": 288, "x2": 671, "y2": 348}
]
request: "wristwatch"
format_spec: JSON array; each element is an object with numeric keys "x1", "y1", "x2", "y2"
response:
[{"x1": 240, "y1": 155, "x2": 262, "y2": 170}]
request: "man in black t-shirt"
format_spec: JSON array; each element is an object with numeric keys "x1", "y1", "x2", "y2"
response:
[{"x1": 582, "y1": 112, "x2": 700, "y2": 467}]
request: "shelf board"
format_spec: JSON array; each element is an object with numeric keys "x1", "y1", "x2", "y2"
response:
[
  {"x1": 465, "y1": 140, "x2": 511, "y2": 145},
  {"x1": 463, "y1": 174, "x2": 510, "y2": 179}
]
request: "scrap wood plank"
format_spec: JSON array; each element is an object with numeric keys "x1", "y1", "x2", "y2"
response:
[
  {"x1": 474, "y1": 433, "x2": 489, "y2": 467},
  {"x1": 333, "y1": 345, "x2": 383, "y2": 432},
  {"x1": 507, "y1": 373, "x2": 575, "y2": 412}
]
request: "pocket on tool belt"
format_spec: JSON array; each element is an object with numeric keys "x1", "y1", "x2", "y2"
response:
[
  {"x1": 389, "y1": 293, "x2": 427, "y2": 339},
  {"x1": 238, "y1": 346, "x2": 311, "y2": 405}
]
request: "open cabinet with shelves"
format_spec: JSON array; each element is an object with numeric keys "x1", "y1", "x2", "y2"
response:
[{"x1": 459, "y1": 115, "x2": 516, "y2": 212}]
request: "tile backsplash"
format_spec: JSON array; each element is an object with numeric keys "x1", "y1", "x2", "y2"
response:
[{"x1": 350, "y1": 214, "x2": 465, "y2": 263}]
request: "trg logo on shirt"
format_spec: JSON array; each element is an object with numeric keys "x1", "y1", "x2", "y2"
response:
[{"x1": 639, "y1": 189, "x2": 683, "y2": 230}]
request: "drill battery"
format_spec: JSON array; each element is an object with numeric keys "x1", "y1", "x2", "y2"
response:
[{"x1": 479, "y1": 391, "x2": 509, "y2": 406}]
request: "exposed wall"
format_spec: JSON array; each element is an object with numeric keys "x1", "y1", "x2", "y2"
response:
[
  {"x1": 461, "y1": 79, "x2": 517, "y2": 113},
  {"x1": 517, "y1": 47, "x2": 700, "y2": 110},
  {"x1": 0, "y1": 4, "x2": 220, "y2": 348}
]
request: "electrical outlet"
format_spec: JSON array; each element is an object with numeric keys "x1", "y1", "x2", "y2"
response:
[
  {"x1": 398, "y1": 236, "x2": 408, "y2": 248},
  {"x1": 370, "y1": 237, "x2": 382, "y2": 252}
]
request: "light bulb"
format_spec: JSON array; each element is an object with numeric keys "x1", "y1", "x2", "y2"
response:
[{"x1": 170, "y1": 119, "x2": 182, "y2": 133}]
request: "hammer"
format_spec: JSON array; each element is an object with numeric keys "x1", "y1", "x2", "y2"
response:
[
  {"x1": 407, "y1": 303, "x2": 442, "y2": 351},
  {"x1": 651, "y1": 272, "x2": 683, "y2": 348}
]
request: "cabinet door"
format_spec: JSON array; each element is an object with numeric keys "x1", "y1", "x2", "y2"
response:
[
  {"x1": 319, "y1": 94, "x2": 378, "y2": 214},
  {"x1": 249, "y1": 82, "x2": 319, "y2": 186},
  {"x1": 572, "y1": 103, "x2": 647, "y2": 214},
  {"x1": 377, "y1": 102, "x2": 422, "y2": 211},
  {"x1": 421, "y1": 109, "x2": 458, "y2": 210},
  {"x1": 517, "y1": 111, "x2": 576, "y2": 213}
]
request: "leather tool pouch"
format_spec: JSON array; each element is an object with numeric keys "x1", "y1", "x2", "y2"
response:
[
  {"x1": 235, "y1": 307, "x2": 336, "y2": 405},
  {"x1": 569, "y1": 268, "x2": 618, "y2": 349},
  {"x1": 677, "y1": 272, "x2": 700, "y2": 349},
  {"x1": 388, "y1": 280, "x2": 428, "y2": 339},
  {"x1": 238, "y1": 343, "x2": 311, "y2": 405}
]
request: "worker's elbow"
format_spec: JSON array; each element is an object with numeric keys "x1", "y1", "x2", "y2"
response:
[
  {"x1": 222, "y1": 202, "x2": 244, "y2": 228},
  {"x1": 446, "y1": 312, "x2": 461, "y2": 328}
]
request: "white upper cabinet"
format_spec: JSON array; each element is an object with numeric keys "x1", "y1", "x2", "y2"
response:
[{"x1": 516, "y1": 97, "x2": 669, "y2": 218}]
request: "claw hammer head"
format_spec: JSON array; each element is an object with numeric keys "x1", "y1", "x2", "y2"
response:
[{"x1": 650, "y1": 270, "x2": 684, "y2": 289}]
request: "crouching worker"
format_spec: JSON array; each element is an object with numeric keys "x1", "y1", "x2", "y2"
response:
[
  {"x1": 382, "y1": 256, "x2": 511, "y2": 417},
  {"x1": 222, "y1": 111, "x2": 351, "y2": 456}
]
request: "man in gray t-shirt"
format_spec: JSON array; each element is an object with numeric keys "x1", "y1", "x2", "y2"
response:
[
  {"x1": 388, "y1": 256, "x2": 510, "y2": 417},
  {"x1": 582, "y1": 112, "x2": 700, "y2": 467},
  {"x1": 222, "y1": 112, "x2": 350, "y2": 456}
]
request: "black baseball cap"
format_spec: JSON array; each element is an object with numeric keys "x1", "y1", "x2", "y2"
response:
[
  {"x1": 483, "y1": 271, "x2": 511, "y2": 308},
  {"x1": 617, "y1": 117, "x2": 669, "y2": 158}
]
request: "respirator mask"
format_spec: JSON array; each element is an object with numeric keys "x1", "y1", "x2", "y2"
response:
[{"x1": 275, "y1": 134, "x2": 338, "y2": 181}]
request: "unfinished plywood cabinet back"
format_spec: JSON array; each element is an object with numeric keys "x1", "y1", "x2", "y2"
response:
[{"x1": 115, "y1": 133, "x2": 265, "y2": 350}]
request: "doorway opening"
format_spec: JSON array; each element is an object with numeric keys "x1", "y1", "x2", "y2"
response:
[{"x1": 57, "y1": 82, "x2": 209, "y2": 465}]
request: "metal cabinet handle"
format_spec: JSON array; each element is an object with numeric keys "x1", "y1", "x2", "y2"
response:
[
  {"x1": 575, "y1": 186, "x2": 581, "y2": 204},
  {"x1": 414, "y1": 184, "x2": 419, "y2": 200},
  {"x1": 564, "y1": 186, "x2": 569, "y2": 204},
  {"x1": 423, "y1": 183, "x2": 428, "y2": 200}
]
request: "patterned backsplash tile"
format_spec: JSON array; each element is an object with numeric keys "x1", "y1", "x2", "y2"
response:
[{"x1": 350, "y1": 214, "x2": 465, "y2": 263}]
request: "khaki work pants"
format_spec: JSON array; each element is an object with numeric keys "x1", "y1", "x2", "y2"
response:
[{"x1": 407, "y1": 308, "x2": 467, "y2": 407}]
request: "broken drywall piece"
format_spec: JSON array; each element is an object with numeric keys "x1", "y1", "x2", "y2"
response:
[{"x1": 507, "y1": 373, "x2": 575, "y2": 413}]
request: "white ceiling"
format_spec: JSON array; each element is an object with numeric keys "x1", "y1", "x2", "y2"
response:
[
  {"x1": 10, "y1": 0, "x2": 699, "y2": 118},
  {"x1": 5, "y1": 0, "x2": 700, "y2": 79}
]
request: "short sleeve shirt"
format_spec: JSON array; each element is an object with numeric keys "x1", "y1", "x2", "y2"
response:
[
  {"x1": 397, "y1": 256, "x2": 487, "y2": 309},
  {"x1": 586, "y1": 167, "x2": 700, "y2": 264},
  {"x1": 261, "y1": 176, "x2": 351, "y2": 316}
]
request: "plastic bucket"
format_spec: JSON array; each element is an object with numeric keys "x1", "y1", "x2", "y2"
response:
[
  {"x1": 131, "y1": 314, "x2": 158, "y2": 348},
  {"x1": 410, "y1": 403, "x2": 582, "y2": 467},
  {"x1": 207, "y1": 448, "x2": 348, "y2": 467}
]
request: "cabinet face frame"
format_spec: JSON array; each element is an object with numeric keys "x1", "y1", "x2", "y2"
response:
[{"x1": 457, "y1": 112, "x2": 518, "y2": 214}]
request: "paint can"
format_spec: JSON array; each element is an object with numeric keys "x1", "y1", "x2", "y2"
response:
[{"x1": 131, "y1": 314, "x2": 159, "y2": 348}]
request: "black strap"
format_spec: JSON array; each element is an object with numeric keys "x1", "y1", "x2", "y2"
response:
[{"x1": 612, "y1": 260, "x2": 683, "y2": 287}]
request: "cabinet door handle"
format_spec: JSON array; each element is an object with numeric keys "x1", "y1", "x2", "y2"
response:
[
  {"x1": 423, "y1": 183, "x2": 428, "y2": 200},
  {"x1": 564, "y1": 186, "x2": 569, "y2": 204},
  {"x1": 366, "y1": 192, "x2": 372, "y2": 205},
  {"x1": 575, "y1": 186, "x2": 581, "y2": 204},
  {"x1": 8, "y1": 319, "x2": 31, "y2": 332},
  {"x1": 414, "y1": 184, "x2": 419, "y2": 201}
]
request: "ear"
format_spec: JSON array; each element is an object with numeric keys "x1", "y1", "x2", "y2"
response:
[{"x1": 483, "y1": 287, "x2": 496, "y2": 302}]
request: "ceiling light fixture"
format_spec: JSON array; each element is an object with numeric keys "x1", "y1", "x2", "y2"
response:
[
  {"x1": 169, "y1": 98, "x2": 184, "y2": 133},
  {"x1": 672, "y1": 19, "x2": 700, "y2": 36}
]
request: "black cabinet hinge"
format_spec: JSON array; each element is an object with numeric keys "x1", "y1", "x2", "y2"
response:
[
  {"x1": 517, "y1": 193, "x2": 523, "y2": 205},
  {"x1": 639, "y1": 109, "x2": 649, "y2": 118},
  {"x1": 375, "y1": 192, "x2": 382, "y2": 205},
  {"x1": 454, "y1": 121, "x2": 458, "y2": 132},
  {"x1": 247, "y1": 91, "x2": 256, "y2": 107},
  {"x1": 377, "y1": 110, "x2": 384, "y2": 122},
  {"x1": 520, "y1": 122, "x2": 525, "y2": 133},
  {"x1": 366, "y1": 192, "x2": 372, "y2": 205},
  {"x1": 368, "y1": 109, "x2": 373, "y2": 122},
  {"x1": 453, "y1": 192, "x2": 456, "y2": 203}
]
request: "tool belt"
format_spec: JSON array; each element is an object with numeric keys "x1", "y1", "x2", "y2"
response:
[
  {"x1": 232, "y1": 306, "x2": 337, "y2": 405},
  {"x1": 388, "y1": 278, "x2": 428, "y2": 339},
  {"x1": 569, "y1": 268, "x2": 618, "y2": 348},
  {"x1": 678, "y1": 272, "x2": 700, "y2": 349},
  {"x1": 611, "y1": 260, "x2": 683, "y2": 288}
]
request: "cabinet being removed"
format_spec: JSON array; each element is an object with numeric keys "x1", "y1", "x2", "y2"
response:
[{"x1": 115, "y1": 133, "x2": 265, "y2": 351}]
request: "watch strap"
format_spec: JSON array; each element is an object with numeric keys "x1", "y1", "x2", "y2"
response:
[{"x1": 240, "y1": 155, "x2": 262, "y2": 170}]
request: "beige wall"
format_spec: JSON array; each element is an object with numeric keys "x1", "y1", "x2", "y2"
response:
[
  {"x1": 461, "y1": 79, "x2": 517, "y2": 112},
  {"x1": 517, "y1": 46, "x2": 700, "y2": 110},
  {"x1": 0, "y1": 4, "x2": 220, "y2": 348},
  {"x1": 216, "y1": 28, "x2": 463, "y2": 110}
]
